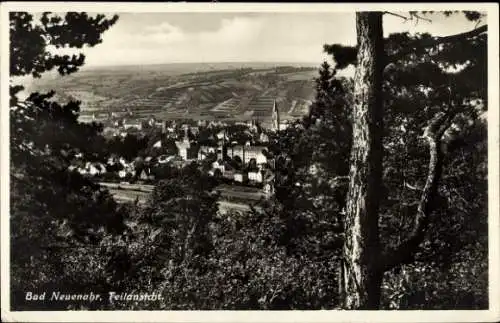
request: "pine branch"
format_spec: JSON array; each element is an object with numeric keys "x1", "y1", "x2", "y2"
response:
[
  {"x1": 388, "y1": 24, "x2": 487, "y2": 65},
  {"x1": 409, "y1": 12, "x2": 433, "y2": 23},
  {"x1": 326, "y1": 24, "x2": 487, "y2": 69},
  {"x1": 323, "y1": 44, "x2": 357, "y2": 69},
  {"x1": 380, "y1": 111, "x2": 456, "y2": 271}
]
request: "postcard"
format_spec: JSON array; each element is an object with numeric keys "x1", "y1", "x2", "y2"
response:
[{"x1": 1, "y1": 2, "x2": 499, "y2": 322}]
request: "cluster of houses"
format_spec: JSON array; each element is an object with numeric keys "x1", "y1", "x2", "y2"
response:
[
  {"x1": 99, "y1": 114, "x2": 240, "y2": 140},
  {"x1": 69, "y1": 156, "x2": 139, "y2": 179},
  {"x1": 71, "y1": 121, "x2": 278, "y2": 199},
  {"x1": 74, "y1": 99, "x2": 286, "y2": 197},
  {"x1": 69, "y1": 161, "x2": 108, "y2": 177},
  {"x1": 173, "y1": 125, "x2": 276, "y2": 194},
  {"x1": 209, "y1": 159, "x2": 276, "y2": 195}
]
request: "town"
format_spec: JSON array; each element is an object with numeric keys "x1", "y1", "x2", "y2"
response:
[{"x1": 71, "y1": 97, "x2": 293, "y2": 213}]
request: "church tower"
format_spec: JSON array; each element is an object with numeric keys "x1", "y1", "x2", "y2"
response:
[
  {"x1": 272, "y1": 99, "x2": 280, "y2": 131},
  {"x1": 218, "y1": 129, "x2": 227, "y2": 161},
  {"x1": 175, "y1": 127, "x2": 191, "y2": 160}
]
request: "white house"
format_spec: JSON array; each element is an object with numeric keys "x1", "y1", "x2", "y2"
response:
[
  {"x1": 79, "y1": 162, "x2": 107, "y2": 177},
  {"x1": 216, "y1": 130, "x2": 226, "y2": 140},
  {"x1": 190, "y1": 126, "x2": 200, "y2": 135},
  {"x1": 248, "y1": 171, "x2": 263, "y2": 183},
  {"x1": 234, "y1": 172, "x2": 248, "y2": 183},
  {"x1": 228, "y1": 145, "x2": 268, "y2": 166},
  {"x1": 211, "y1": 160, "x2": 235, "y2": 176},
  {"x1": 139, "y1": 168, "x2": 155, "y2": 181},
  {"x1": 119, "y1": 157, "x2": 130, "y2": 168},
  {"x1": 118, "y1": 170, "x2": 128, "y2": 178},
  {"x1": 89, "y1": 163, "x2": 107, "y2": 176},
  {"x1": 211, "y1": 160, "x2": 225, "y2": 173},
  {"x1": 123, "y1": 123, "x2": 142, "y2": 130},
  {"x1": 259, "y1": 132, "x2": 269, "y2": 143}
]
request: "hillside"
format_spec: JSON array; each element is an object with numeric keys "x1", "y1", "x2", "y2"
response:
[{"x1": 25, "y1": 63, "x2": 319, "y2": 123}]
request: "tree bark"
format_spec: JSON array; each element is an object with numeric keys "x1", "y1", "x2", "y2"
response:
[{"x1": 342, "y1": 12, "x2": 384, "y2": 310}]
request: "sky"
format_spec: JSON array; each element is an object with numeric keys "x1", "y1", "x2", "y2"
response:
[{"x1": 64, "y1": 11, "x2": 484, "y2": 68}]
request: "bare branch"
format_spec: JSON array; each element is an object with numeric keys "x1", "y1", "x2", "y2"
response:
[
  {"x1": 328, "y1": 175, "x2": 350, "y2": 188},
  {"x1": 384, "y1": 11, "x2": 432, "y2": 24},
  {"x1": 384, "y1": 11, "x2": 411, "y2": 21},
  {"x1": 380, "y1": 111, "x2": 457, "y2": 271},
  {"x1": 404, "y1": 181, "x2": 422, "y2": 191}
]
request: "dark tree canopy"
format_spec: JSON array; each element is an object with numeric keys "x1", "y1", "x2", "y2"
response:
[
  {"x1": 10, "y1": 12, "x2": 118, "y2": 78},
  {"x1": 9, "y1": 12, "x2": 121, "y2": 310}
]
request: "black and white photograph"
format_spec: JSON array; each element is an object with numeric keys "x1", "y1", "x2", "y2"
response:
[{"x1": 1, "y1": 2, "x2": 499, "y2": 322}]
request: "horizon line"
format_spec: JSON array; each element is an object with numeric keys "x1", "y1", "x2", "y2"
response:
[{"x1": 81, "y1": 61, "x2": 323, "y2": 69}]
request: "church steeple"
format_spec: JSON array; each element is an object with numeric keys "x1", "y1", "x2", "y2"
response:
[
  {"x1": 183, "y1": 127, "x2": 189, "y2": 143},
  {"x1": 218, "y1": 129, "x2": 227, "y2": 161},
  {"x1": 176, "y1": 126, "x2": 191, "y2": 160},
  {"x1": 272, "y1": 99, "x2": 280, "y2": 131}
]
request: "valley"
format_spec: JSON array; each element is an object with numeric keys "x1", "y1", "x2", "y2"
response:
[{"x1": 26, "y1": 62, "x2": 319, "y2": 125}]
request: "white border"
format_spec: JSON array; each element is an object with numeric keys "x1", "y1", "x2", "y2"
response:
[{"x1": 1, "y1": 2, "x2": 499, "y2": 323}]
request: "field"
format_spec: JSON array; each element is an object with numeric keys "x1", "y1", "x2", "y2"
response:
[
  {"x1": 26, "y1": 62, "x2": 319, "y2": 124},
  {"x1": 100, "y1": 181, "x2": 265, "y2": 214},
  {"x1": 106, "y1": 187, "x2": 150, "y2": 204},
  {"x1": 100, "y1": 182, "x2": 154, "y2": 204}
]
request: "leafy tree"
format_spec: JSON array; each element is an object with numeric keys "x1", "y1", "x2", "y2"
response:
[
  {"x1": 214, "y1": 168, "x2": 223, "y2": 179},
  {"x1": 109, "y1": 170, "x2": 219, "y2": 309},
  {"x1": 247, "y1": 158, "x2": 258, "y2": 172},
  {"x1": 10, "y1": 12, "x2": 118, "y2": 78},
  {"x1": 246, "y1": 60, "x2": 354, "y2": 309},
  {"x1": 226, "y1": 124, "x2": 253, "y2": 145},
  {"x1": 10, "y1": 11, "x2": 120, "y2": 309},
  {"x1": 325, "y1": 11, "x2": 487, "y2": 309},
  {"x1": 230, "y1": 155, "x2": 243, "y2": 170},
  {"x1": 201, "y1": 152, "x2": 218, "y2": 172}
]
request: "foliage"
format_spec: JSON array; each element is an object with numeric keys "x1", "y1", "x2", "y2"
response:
[
  {"x1": 326, "y1": 11, "x2": 487, "y2": 308},
  {"x1": 10, "y1": 11, "x2": 121, "y2": 310},
  {"x1": 10, "y1": 12, "x2": 118, "y2": 78},
  {"x1": 106, "y1": 134, "x2": 149, "y2": 161},
  {"x1": 111, "y1": 195, "x2": 340, "y2": 310}
]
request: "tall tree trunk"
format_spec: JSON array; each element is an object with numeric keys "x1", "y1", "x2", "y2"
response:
[{"x1": 342, "y1": 12, "x2": 384, "y2": 309}]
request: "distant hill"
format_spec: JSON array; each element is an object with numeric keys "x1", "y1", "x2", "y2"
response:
[
  {"x1": 26, "y1": 62, "x2": 320, "y2": 123},
  {"x1": 80, "y1": 62, "x2": 319, "y2": 73}
]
